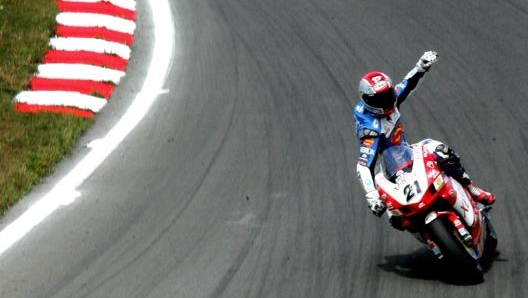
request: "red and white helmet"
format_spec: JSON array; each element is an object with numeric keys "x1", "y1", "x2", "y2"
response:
[{"x1": 358, "y1": 71, "x2": 397, "y2": 117}]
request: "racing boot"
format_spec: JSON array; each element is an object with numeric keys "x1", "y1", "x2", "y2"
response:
[
  {"x1": 465, "y1": 181, "x2": 496, "y2": 205},
  {"x1": 433, "y1": 143, "x2": 495, "y2": 205}
]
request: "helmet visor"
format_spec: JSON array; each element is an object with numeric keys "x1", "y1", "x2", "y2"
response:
[{"x1": 362, "y1": 88, "x2": 396, "y2": 109}]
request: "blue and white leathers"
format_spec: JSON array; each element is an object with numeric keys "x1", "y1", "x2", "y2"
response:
[
  {"x1": 355, "y1": 66, "x2": 427, "y2": 195},
  {"x1": 354, "y1": 103, "x2": 406, "y2": 168}
]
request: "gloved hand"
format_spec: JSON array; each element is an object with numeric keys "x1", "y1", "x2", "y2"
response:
[
  {"x1": 416, "y1": 51, "x2": 439, "y2": 72},
  {"x1": 365, "y1": 190, "x2": 386, "y2": 217}
]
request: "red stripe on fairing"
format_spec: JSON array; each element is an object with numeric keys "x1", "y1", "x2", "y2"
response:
[
  {"x1": 56, "y1": 0, "x2": 136, "y2": 20},
  {"x1": 55, "y1": 25, "x2": 134, "y2": 45},
  {"x1": 16, "y1": 103, "x2": 94, "y2": 118},
  {"x1": 29, "y1": 77, "x2": 114, "y2": 98},
  {"x1": 43, "y1": 50, "x2": 128, "y2": 70}
]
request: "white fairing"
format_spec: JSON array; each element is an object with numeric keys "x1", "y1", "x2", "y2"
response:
[
  {"x1": 376, "y1": 144, "x2": 477, "y2": 229},
  {"x1": 376, "y1": 146, "x2": 430, "y2": 207},
  {"x1": 450, "y1": 180, "x2": 476, "y2": 227}
]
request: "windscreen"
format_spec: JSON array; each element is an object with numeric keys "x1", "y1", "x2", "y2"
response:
[{"x1": 380, "y1": 145, "x2": 414, "y2": 181}]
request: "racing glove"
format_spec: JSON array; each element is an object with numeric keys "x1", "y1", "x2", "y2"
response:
[
  {"x1": 366, "y1": 190, "x2": 386, "y2": 217},
  {"x1": 416, "y1": 51, "x2": 439, "y2": 72}
]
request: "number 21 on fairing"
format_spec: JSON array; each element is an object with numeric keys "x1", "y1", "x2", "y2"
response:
[{"x1": 403, "y1": 180, "x2": 422, "y2": 202}]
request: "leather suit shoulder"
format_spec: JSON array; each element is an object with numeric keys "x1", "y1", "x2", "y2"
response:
[{"x1": 354, "y1": 102, "x2": 382, "y2": 137}]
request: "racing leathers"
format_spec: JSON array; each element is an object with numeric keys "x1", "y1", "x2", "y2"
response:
[
  {"x1": 354, "y1": 52, "x2": 495, "y2": 221},
  {"x1": 355, "y1": 64, "x2": 426, "y2": 217}
]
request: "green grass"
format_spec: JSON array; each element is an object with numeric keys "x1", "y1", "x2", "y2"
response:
[{"x1": 0, "y1": 0, "x2": 93, "y2": 213}]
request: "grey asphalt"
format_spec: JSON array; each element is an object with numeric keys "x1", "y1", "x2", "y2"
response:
[{"x1": 1, "y1": 0, "x2": 527, "y2": 297}]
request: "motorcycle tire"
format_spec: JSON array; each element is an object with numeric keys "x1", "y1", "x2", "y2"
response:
[
  {"x1": 428, "y1": 218, "x2": 484, "y2": 281},
  {"x1": 483, "y1": 211, "x2": 498, "y2": 261}
]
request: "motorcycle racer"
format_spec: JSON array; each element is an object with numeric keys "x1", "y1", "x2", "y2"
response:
[{"x1": 354, "y1": 51, "x2": 495, "y2": 220}]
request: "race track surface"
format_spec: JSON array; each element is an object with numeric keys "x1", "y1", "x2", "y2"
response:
[{"x1": 1, "y1": 0, "x2": 528, "y2": 297}]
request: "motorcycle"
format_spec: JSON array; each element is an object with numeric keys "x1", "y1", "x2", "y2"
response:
[{"x1": 375, "y1": 141, "x2": 498, "y2": 280}]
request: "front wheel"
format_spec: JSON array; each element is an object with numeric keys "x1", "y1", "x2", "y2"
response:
[
  {"x1": 482, "y1": 210, "x2": 498, "y2": 261},
  {"x1": 428, "y1": 218, "x2": 483, "y2": 281}
]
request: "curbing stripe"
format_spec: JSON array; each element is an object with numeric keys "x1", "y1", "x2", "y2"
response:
[
  {"x1": 36, "y1": 63, "x2": 125, "y2": 84},
  {"x1": 16, "y1": 91, "x2": 108, "y2": 112},
  {"x1": 29, "y1": 77, "x2": 114, "y2": 98},
  {"x1": 56, "y1": 12, "x2": 136, "y2": 35},
  {"x1": 50, "y1": 37, "x2": 131, "y2": 61},
  {"x1": 56, "y1": 25, "x2": 134, "y2": 45},
  {"x1": 16, "y1": 103, "x2": 95, "y2": 118},
  {"x1": 61, "y1": 0, "x2": 137, "y2": 12},
  {"x1": 43, "y1": 50, "x2": 128, "y2": 71},
  {"x1": 57, "y1": 0, "x2": 136, "y2": 20}
]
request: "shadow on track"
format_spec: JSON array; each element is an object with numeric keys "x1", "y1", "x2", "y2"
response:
[{"x1": 378, "y1": 247, "x2": 502, "y2": 285}]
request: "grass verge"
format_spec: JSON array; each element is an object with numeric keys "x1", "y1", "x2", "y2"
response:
[{"x1": 0, "y1": 0, "x2": 93, "y2": 214}]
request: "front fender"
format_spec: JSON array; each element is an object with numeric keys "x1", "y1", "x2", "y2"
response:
[
  {"x1": 425, "y1": 210, "x2": 453, "y2": 225},
  {"x1": 424, "y1": 210, "x2": 476, "y2": 257}
]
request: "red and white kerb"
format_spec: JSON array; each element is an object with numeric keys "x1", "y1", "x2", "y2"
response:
[{"x1": 14, "y1": 0, "x2": 137, "y2": 118}]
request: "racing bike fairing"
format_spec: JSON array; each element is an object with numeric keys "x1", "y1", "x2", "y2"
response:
[
  {"x1": 375, "y1": 142, "x2": 488, "y2": 262},
  {"x1": 376, "y1": 145, "x2": 442, "y2": 217}
]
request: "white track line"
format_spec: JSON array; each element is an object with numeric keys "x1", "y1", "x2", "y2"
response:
[{"x1": 0, "y1": 0, "x2": 175, "y2": 256}]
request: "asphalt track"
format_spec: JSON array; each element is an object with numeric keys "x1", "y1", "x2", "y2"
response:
[{"x1": 1, "y1": 0, "x2": 528, "y2": 297}]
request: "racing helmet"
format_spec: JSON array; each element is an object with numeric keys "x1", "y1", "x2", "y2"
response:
[{"x1": 358, "y1": 71, "x2": 397, "y2": 117}]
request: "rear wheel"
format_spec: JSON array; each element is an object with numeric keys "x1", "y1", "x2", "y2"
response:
[{"x1": 428, "y1": 218, "x2": 483, "y2": 281}]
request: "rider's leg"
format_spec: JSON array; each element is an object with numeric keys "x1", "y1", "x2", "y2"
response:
[{"x1": 420, "y1": 139, "x2": 495, "y2": 205}]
